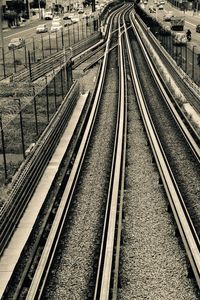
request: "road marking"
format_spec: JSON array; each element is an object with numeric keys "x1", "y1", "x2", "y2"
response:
[
  {"x1": 4, "y1": 25, "x2": 41, "y2": 39},
  {"x1": 185, "y1": 21, "x2": 196, "y2": 27}
]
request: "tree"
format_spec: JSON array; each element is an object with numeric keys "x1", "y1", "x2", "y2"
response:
[{"x1": 30, "y1": 0, "x2": 46, "y2": 9}]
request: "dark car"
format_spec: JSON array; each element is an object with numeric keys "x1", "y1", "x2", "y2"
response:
[
  {"x1": 196, "y1": 24, "x2": 200, "y2": 33},
  {"x1": 149, "y1": 6, "x2": 156, "y2": 13}
]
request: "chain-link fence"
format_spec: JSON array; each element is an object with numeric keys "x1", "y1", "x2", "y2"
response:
[{"x1": 0, "y1": 62, "x2": 73, "y2": 183}]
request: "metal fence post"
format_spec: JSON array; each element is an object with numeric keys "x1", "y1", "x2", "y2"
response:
[
  {"x1": 1, "y1": 47, "x2": 6, "y2": 78},
  {"x1": 49, "y1": 33, "x2": 52, "y2": 55},
  {"x1": 41, "y1": 34, "x2": 44, "y2": 59},
  {"x1": 192, "y1": 45, "x2": 197, "y2": 80},
  {"x1": 73, "y1": 24, "x2": 75, "y2": 44},
  {"x1": 28, "y1": 50, "x2": 32, "y2": 81},
  {"x1": 68, "y1": 25, "x2": 71, "y2": 46},
  {"x1": 60, "y1": 63, "x2": 64, "y2": 99},
  {"x1": 56, "y1": 31, "x2": 59, "y2": 52},
  {"x1": 0, "y1": 114, "x2": 7, "y2": 180},
  {"x1": 24, "y1": 44, "x2": 28, "y2": 67},
  {"x1": 53, "y1": 70, "x2": 57, "y2": 110},
  {"x1": 32, "y1": 37, "x2": 36, "y2": 63},
  {"x1": 185, "y1": 45, "x2": 187, "y2": 73},
  {"x1": 77, "y1": 22, "x2": 80, "y2": 42},
  {"x1": 12, "y1": 48, "x2": 16, "y2": 73},
  {"x1": 45, "y1": 76, "x2": 50, "y2": 124},
  {"x1": 61, "y1": 28, "x2": 64, "y2": 49},
  {"x1": 17, "y1": 98, "x2": 26, "y2": 159},
  {"x1": 33, "y1": 86, "x2": 38, "y2": 136},
  {"x1": 81, "y1": 20, "x2": 84, "y2": 38}
]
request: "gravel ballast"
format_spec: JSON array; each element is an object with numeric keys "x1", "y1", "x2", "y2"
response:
[
  {"x1": 43, "y1": 49, "x2": 119, "y2": 298},
  {"x1": 118, "y1": 61, "x2": 200, "y2": 298}
]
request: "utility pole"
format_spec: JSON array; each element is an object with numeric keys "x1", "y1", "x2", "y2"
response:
[{"x1": 0, "y1": 0, "x2": 4, "y2": 50}]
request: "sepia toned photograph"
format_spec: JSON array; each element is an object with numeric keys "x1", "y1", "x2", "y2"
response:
[{"x1": 0, "y1": 0, "x2": 200, "y2": 298}]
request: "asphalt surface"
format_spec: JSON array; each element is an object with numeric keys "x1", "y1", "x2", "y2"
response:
[{"x1": 144, "y1": 0, "x2": 200, "y2": 51}]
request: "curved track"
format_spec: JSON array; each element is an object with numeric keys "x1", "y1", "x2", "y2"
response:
[{"x1": 1, "y1": 4, "x2": 200, "y2": 299}]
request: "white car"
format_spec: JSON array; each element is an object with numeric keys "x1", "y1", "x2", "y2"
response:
[
  {"x1": 44, "y1": 12, "x2": 53, "y2": 20},
  {"x1": 163, "y1": 11, "x2": 174, "y2": 21},
  {"x1": 8, "y1": 37, "x2": 25, "y2": 50},
  {"x1": 51, "y1": 22, "x2": 63, "y2": 32},
  {"x1": 158, "y1": 4, "x2": 164, "y2": 9},
  {"x1": 36, "y1": 24, "x2": 48, "y2": 33},
  {"x1": 71, "y1": 15, "x2": 79, "y2": 23}
]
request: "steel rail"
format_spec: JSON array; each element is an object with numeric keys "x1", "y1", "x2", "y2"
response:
[
  {"x1": 93, "y1": 5, "x2": 129, "y2": 299},
  {"x1": 125, "y1": 12, "x2": 200, "y2": 289},
  {"x1": 82, "y1": 43, "x2": 118, "y2": 72},
  {"x1": 24, "y1": 7, "x2": 123, "y2": 300},
  {"x1": 130, "y1": 14, "x2": 200, "y2": 162},
  {"x1": 12, "y1": 32, "x2": 102, "y2": 82},
  {"x1": 134, "y1": 13, "x2": 200, "y2": 143},
  {"x1": 72, "y1": 42, "x2": 106, "y2": 69},
  {"x1": 0, "y1": 83, "x2": 80, "y2": 257}
]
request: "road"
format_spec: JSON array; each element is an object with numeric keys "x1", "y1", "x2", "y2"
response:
[
  {"x1": 143, "y1": 0, "x2": 200, "y2": 51},
  {"x1": 3, "y1": 7, "x2": 100, "y2": 48}
]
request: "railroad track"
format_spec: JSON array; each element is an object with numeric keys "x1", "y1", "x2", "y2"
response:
[
  {"x1": 125, "y1": 10, "x2": 200, "y2": 290},
  {"x1": 1, "y1": 3, "x2": 200, "y2": 299},
  {"x1": 28, "y1": 6, "x2": 128, "y2": 299},
  {"x1": 0, "y1": 5, "x2": 128, "y2": 299},
  {"x1": 135, "y1": 13, "x2": 200, "y2": 136}
]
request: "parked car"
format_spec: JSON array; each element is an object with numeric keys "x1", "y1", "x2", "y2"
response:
[
  {"x1": 196, "y1": 24, "x2": 200, "y2": 33},
  {"x1": 63, "y1": 14, "x2": 68, "y2": 20},
  {"x1": 158, "y1": 4, "x2": 164, "y2": 9},
  {"x1": 71, "y1": 15, "x2": 79, "y2": 23},
  {"x1": 63, "y1": 15, "x2": 73, "y2": 25},
  {"x1": 44, "y1": 12, "x2": 53, "y2": 20},
  {"x1": 163, "y1": 11, "x2": 174, "y2": 21},
  {"x1": 8, "y1": 37, "x2": 25, "y2": 50},
  {"x1": 36, "y1": 24, "x2": 48, "y2": 33},
  {"x1": 51, "y1": 22, "x2": 63, "y2": 32}
]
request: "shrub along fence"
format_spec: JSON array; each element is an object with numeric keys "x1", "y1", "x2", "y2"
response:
[{"x1": 0, "y1": 62, "x2": 73, "y2": 183}]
